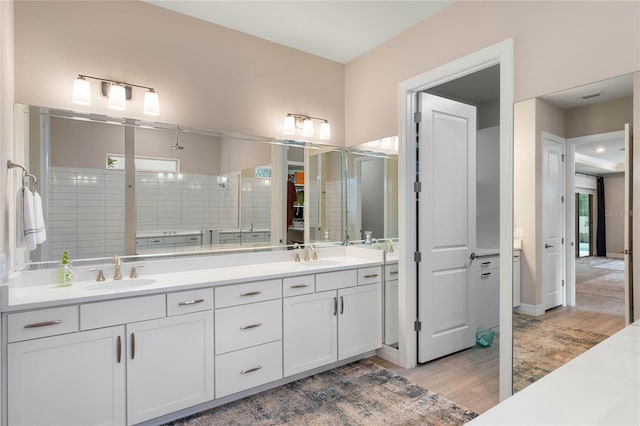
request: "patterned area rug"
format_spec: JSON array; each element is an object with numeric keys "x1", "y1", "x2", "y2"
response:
[
  {"x1": 165, "y1": 359, "x2": 478, "y2": 425},
  {"x1": 512, "y1": 314, "x2": 608, "y2": 393},
  {"x1": 577, "y1": 272, "x2": 625, "y2": 299},
  {"x1": 592, "y1": 261, "x2": 625, "y2": 271}
]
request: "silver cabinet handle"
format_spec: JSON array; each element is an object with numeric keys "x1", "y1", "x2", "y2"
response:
[
  {"x1": 240, "y1": 291, "x2": 262, "y2": 297},
  {"x1": 340, "y1": 296, "x2": 344, "y2": 314},
  {"x1": 545, "y1": 244, "x2": 554, "y2": 249},
  {"x1": 290, "y1": 284, "x2": 309, "y2": 289},
  {"x1": 130, "y1": 333, "x2": 135, "y2": 360},
  {"x1": 178, "y1": 299, "x2": 205, "y2": 306},
  {"x1": 481, "y1": 272, "x2": 491, "y2": 278},
  {"x1": 117, "y1": 335, "x2": 122, "y2": 364},
  {"x1": 390, "y1": 271, "x2": 399, "y2": 275},
  {"x1": 333, "y1": 297, "x2": 338, "y2": 316},
  {"x1": 240, "y1": 366, "x2": 263, "y2": 374},
  {"x1": 240, "y1": 323, "x2": 263, "y2": 330},
  {"x1": 24, "y1": 320, "x2": 62, "y2": 329},
  {"x1": 364, "y1": 274, "x2": 379, "y2": 278},
  {"x1": 481, "y1": 262, "x2": 491, "y2": 267}
]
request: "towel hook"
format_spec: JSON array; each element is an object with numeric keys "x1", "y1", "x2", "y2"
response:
[{"x1": 8, "y1": 160, "x2": 38, "y2": 191}]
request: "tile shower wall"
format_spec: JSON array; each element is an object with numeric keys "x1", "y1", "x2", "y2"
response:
[
  {"x1": 136, "y1": 172, "x2": 239, "y2": 232},
  {"x1": 240, "y1": 177, "x2": 271, "y2": 229},
  {"x1": 48, "y1": 167, "x2": 125, "y2": 260},
  {"x1": 324, "y1": 180, "x2": 343, "y2": 241}
]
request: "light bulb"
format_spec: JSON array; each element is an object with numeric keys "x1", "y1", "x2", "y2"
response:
[
  {"x1": 144, "y1": 90, "x2": 160, "y2": 116},
  {"x1": 302, "y1": 118, "x2": 314, "y2": 137},
  {"x1": 283, "y1": 115, "x2": 295, "y2": 135},
  {"x1": 320, "y1": 121, "x2": 331, "y2": 140},
  {"x1": 72, "y1": 76, "x2": 92, "y2": 106},
  {"x1": 108, "y1": 84, "x2": 126, "y2": 111}
]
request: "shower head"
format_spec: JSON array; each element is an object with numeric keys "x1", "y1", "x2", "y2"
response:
[{"x1": 173, "y1": 127, "x2": 184, "y2": 150}]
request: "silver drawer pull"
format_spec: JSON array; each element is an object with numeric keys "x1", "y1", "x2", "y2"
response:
[
  {"x1": 240, "y1": 322, "x2": 263, "y2": 330},
  {"x1": 290, "y1": 284, "x2": 309, "y2": 289},
  {"x1": 481, "y1": 272, "x2": 491, "y2": 278},
  {"x1": 364, "y1": 274, "x2": 379, "y2": 278},
  {"x1": 240, "y1": 366, "x2": 263, "y2": 374},
  {"x1": 390, "y1": 271, "x2": 399, "y2": 275},
  {"x1": 178, "y1": 299, "x2": 205, "y2": 306},
  {"x1": 24, "y1": 320, "x2": 62, "y2": 329},
  {"x1": 481, "y1": 262, "x2": 491, "y2": 267},
  {"x1": 240, "y1": 291, "x2": 262, "y2": 297}
]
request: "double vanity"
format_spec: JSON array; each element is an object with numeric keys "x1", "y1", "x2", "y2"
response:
[{"x1": 3, "y1": 247, "x2": 384, "y2": 426}]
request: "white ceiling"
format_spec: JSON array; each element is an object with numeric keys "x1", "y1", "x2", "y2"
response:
[
  {"x1": 541, "y1": 74, "x2": 634, "y2": 109},
  {"x1": 572, "y1": 130, "x2": 626, "y2": 176},
  {"x1": 144, "y1": 1, "x2": 455, "y2": 63}
]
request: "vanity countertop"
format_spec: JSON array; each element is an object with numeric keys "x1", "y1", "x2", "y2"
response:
[
  {"x1": 4, "y1": 253, "x2": 382, "y2": 312},
  {"x1": 469, "y1": 321, "x2": 640, "y2": 425}
]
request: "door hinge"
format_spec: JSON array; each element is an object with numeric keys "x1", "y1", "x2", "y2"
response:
[
  {"x1": 562, "y1": 238, "x2": 564, "y2": 245},
  {"x1": 414, "y1": 181, "x2": 422, "y2": 193},
  {"x1": 562, "y1": 280, "x2": 565, "y2": 287},
  {"x1": 414, "y1": 112, "x2": 422, "y2": 123},
  {"x1": 561, "y1": 154, "x2": 565, "y2": 162},
  {"x1": 414, "y1": 251, "x2": 422, "y2": 262},
  {"x1": 561, "y1": 196, "x2": 564, "y2": 203},
  {"x1": 414, "y1": 320, "x2": 422, "y2": 332}
]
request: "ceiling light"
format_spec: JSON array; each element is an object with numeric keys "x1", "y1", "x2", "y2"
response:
[
  {"x1": 596, "y1": 147, "x2": 605, "y2": 153},
  {"x1": 72, "y1": 76, "x2": 92, "y2": 105},
  {"x1": 283, "y1": 113, "x2": 331, "y2": 140},
  {"x1": 71, "y1": 74, "x2": 160, "y2": 115},
  {"x1": 108, "y1": 84, "x2": 126, "y2": 111}
]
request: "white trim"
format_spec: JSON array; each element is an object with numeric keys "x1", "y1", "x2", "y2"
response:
[
  {"x1": 375, "y1": 344, "x2": 400, "y2": 365},
  {"x1": 513, "y1": 303, "x2": 545, "y2": 317},
  {"x1": 397, "y1": 38, "x2": 514, "y2": 401},
  {"x1": 566, "y1": 141, "x2": 577, "y2": 307}
]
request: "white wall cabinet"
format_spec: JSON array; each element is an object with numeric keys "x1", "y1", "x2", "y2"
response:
[
  {"x1": 8, "y1": 326, "x2": 126, "y2": 426},
  {"x1": 126, "y1": 311, "x2": 214, "y2": 425}
]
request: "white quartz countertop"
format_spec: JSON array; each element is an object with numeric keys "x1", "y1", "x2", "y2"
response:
[
  {"x1": 6, "y1": 255, "x2": 381, "y2": 311},
  {"x1": 469, "y1": 322, "x2": 640, "y2": 425}
]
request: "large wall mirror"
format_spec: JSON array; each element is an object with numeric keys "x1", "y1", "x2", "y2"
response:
[
  {"x1": 512, "y1": 73, "x2": 634, "y2": 393},
  {"x1": 13, "y1": 104, "x2": 347, "y2": 269}
]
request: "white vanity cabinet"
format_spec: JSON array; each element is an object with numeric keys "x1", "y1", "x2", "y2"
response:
[
  {"x1": 283, "y1": 268, "x2": 382, "y2": 377},
  {"x1": 474, "y1": 255, "x2": 500, "y2": 330},
  {"x1": 8, "y1": 326, "x2": 126, "y2": 426}
]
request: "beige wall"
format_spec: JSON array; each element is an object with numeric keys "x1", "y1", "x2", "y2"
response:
[
  {"x1": 14, "y1": 1, "x2": 345, "y2": 146},
  {"x1": 345, "y1": 1, "x2": 640, "y2": 146},
  {"x1": 218, "y1": 138, "x2": 272, "y2": 176},
  {"x1": 604, "y1": 173, "x2": 625, "y2": 256},
  {"x1": 566, "y1": 96, "x2": 634, "y2": 138}
]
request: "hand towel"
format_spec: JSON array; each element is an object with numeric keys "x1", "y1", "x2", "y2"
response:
[
  {"x1": 16, "y1": 187, "x2": 24, "y2": 248},
  {"x1": 33, "y1": 190, "x2": 46, "y2": 245},
  {"x1": 22, "y1": 186, "x2": 37, "y2": 251}
]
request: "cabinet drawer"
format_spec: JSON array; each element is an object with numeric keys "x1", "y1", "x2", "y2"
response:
[
  {"x1": 316, "y1": 269, "x2": 357, "y2": 292},
  {"x1": 147, "y1": 238, "x2": 165, "y2": 246},
  {"x1": 243, "y1": 233, "x2": 265, "y2": 242},
  {"x1": 215, "y1": 299, "x2": 282, "y2": 354},
  {"x1": 385, "y1": 263, "x2": 399, "y2": 281},
  {"x1": 215, "y1": 340, "x2": 283, "y2": 398},
  {"x1": 474, "y1": 255, "x2": 499, "y2": 271},
  {"x1": 215, "y1": 279, "x2": 281, "y2": 308},
  {"x1": 358, "y1": 266, "x2": 382, "y2": 285},
  {"x1": 164, "y1": 235, "x2": 186, "y2": 244},
  {"x1": 8, "y1": 306, "x2": 79, "y2": 343},
  {"x1": 282, "y1": 275, "x2": 315, "y2": 297},
  {"x1": 80, "y1": 294, "x2": 166, "y2": 330},
  {"x1": 167, "y1": 288, "x2": 213, "y2": 316}
]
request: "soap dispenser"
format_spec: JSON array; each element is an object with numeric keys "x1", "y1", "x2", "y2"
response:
[{"x1": 57, "y1": 251, "x2": 74, "y2": 287}]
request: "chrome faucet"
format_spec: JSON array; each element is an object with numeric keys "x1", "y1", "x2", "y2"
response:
[
  {"x1": 113, "y1": 255, "x2": 122, "y2": 280},
  {"x1": 384, "y1": 239, "x2": 395, "y2": 253},
  {"x1": 304, "y1": 244, "x2": 318, "y2": 261}
]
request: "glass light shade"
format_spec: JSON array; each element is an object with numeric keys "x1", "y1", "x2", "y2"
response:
[
  {"x1": 72, "y1": 77, "x2": 92, "y2": 106},
  {"x1": 108, "y1": 84, "x2": 126, "y2": 111},
  {"x1": 283, "y1": 115, "x2": 295, "y2": 135},
  {"x1": 144, "y1": 90, "x2": 160, "y2": 116},
  {"x1": 320, "y1": 122, "x2": 331, "y2": 140},
  {"x1": 302, "y1": 118, "x2": 314, "y2": 137}
]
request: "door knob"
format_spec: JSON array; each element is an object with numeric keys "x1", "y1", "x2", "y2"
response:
[{"x1": 545, "y1": 244, "x2": 554, "y2": 249}]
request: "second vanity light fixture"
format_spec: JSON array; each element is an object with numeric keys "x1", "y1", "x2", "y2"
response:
[
  {"x1": 72, "y1": 74, "x2": 160, "y2": 116},
  {"x1": 283, "y1": 113, "x2": 331, "y2": 140}
]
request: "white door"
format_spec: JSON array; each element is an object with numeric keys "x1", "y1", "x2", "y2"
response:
[
  {"x1": 338, "y1": 283, "x2": 382, "y2": 360},
  {"x1": 542, "y1": 133, "x2": 566, "y2": 310},
  {"x1": 418, "y1": 93, "x2": 477, "y2": 363},
  {"x1": 8, "y1": 326, "x2": 126, "y2": 426},
  {"x1": 127, "y1": 311, "x2": 214, "y2": 425},
  {"x1": 624, "y1": 123, "x2": 633, "y2": 323}
]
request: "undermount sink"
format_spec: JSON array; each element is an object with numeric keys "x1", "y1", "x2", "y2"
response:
[
  {"x1": 85, "y1": 278, "x2": 157, "y2": 291},
  {"x1": 297, "y1": 260, "x2": 341, "y2": 267}
]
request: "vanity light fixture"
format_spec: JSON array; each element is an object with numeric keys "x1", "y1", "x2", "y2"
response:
[
  {"x1": 72, "y1": 74, "x2": 160, "y2": 116},
  {"x1": 283, "y1": 113, "x2": 331, "y2": 140}
]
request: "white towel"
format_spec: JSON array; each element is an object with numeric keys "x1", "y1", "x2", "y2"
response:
[
  {"x1": 33, "y1": 191, "x2": 46, "y2": 245},
  {"x1": 16, "y1": 187, "x2": 24, "y2": 248},
  {"x1": 22, "y1": 186, "x2": 37, "y2": 251}
]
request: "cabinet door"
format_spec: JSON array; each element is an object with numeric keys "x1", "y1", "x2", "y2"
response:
[
  {"x1": 384, "y1": 279, "x2": 399, "y2": 345},
  {"x1": 476, "y1": 268, "x2": 500, "y2": 329},
  {"x1": 338, "y1": 283, "x2": 382, "y2": 360},
  {"x1": 8, "y1": 326, "x2": 125, "y2": 426},
  {"x1": 127, "y1": 311, "x2": 214, "y2": 425},
  {"x1": 283, "y1": 291, "x2": 337, "y2": 377}
]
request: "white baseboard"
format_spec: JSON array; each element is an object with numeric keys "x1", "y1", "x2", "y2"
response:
[
  {"x1": 376, "y1": 344, "x2": 399, "y2": 365},
  {"x1": 514, "y1": 303, "x2": 545, "y2": 316},
  {"x1": 607, "y1": 252, "x2": 624, "y2": 259}
]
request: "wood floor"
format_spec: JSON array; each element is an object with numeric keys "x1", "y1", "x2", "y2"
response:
[{"x1": 371, "y1": 256, "x2": 625, "y2": 415}]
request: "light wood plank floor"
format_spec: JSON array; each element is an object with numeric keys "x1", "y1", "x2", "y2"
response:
[{"x1": 371, "y1": 256, "x2": 625, "y2": 415}]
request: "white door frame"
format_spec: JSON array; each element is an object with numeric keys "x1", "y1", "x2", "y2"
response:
[{"x1": 397, "y1": 38, "x2": 514, "y2": 401}]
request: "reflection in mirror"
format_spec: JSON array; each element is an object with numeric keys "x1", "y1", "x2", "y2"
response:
[
  {"x1": 512, "y1": 73, "x2": 633, "y2": 393},
  {"x1": 14, "y1": 104, "x2": 346, "y2": 269}
]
